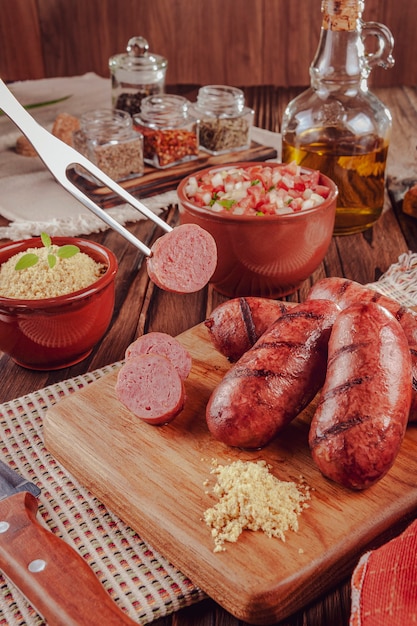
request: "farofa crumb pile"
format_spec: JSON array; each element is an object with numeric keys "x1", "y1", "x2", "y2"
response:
[
  {"x1": 203, "y1": 459, "x2": 310, "y2": 553},
  {"x1": 0, "y1": 246, "x2": 105, "y2": 299}
]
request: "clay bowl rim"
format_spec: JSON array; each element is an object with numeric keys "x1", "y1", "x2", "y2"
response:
[
  {"x1": 177, "y1": 161, "x2": 338, "y2": 223},
  {"x1": 0, "y1": 236, "x2": 118, "y2": 310}
]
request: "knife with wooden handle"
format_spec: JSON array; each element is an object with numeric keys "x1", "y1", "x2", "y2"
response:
[{"x1": 0, "y1": 460, "x2": 137, "y2": 625}]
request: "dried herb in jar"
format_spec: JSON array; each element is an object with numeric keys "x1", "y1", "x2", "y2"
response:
[
  {"x1": 194, "y1": 86, "x2": 254, "y2": 155},
  {"x1": 199, "y1": 117, "x2": 250, "y2": 153}
]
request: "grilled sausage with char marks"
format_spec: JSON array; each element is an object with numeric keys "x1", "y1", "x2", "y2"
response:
[
  {"x1": 206, "y1": 299, "x2": 340, "y2": 449},
  {"x1": 307, "y1": 276, "x2": 417, "y2": 421},
  {"x1": 205, "y1": 297, "x2": 289, "y2": 362},
  {"x1": 309, "y1": 302, "x2": 412, "y2": 490}
]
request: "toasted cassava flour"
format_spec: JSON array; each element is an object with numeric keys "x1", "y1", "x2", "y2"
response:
[
  {"x1": 0, "y1": 246, "x2": 106, "y2": 299},
  {"x1": 203, "y1": 459, "x2": 311, "y2": 552}
]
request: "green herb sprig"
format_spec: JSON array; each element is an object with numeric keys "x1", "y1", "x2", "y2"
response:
[
  {"x1": 0, "y1": 95, "x2": 71, "y2": 117},
  {"x1": 15, "y1": 232, "x2": 80, "y2": 270}
]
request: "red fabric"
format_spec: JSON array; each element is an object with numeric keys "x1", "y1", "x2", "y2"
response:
[{"x1": 350, "y1": 519, "x2": 417, "y2": 625}]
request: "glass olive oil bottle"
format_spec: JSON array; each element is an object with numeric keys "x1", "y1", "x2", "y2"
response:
[{"x1": 281, "y1": 0, "x2": 394, "y2": 235}]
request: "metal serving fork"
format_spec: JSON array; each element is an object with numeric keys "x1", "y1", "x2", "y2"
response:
[{"x1": 0, "y1": 79, "x2": 172, "y2": 256}]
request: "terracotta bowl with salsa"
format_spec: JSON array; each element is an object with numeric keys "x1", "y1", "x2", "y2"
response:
[
  {"x1": 177, "y1": 162, "x2": 338, "y2": 298},
  {"x1": 0, "y1": 236, "x2": 118, "y2": 370}
]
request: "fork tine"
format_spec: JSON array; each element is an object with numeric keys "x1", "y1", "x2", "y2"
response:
[
  {"x1": 0, "y1": 79, "x2": 172, "y2": 256},
  {"x1": 59, "y1": 176, "x2": 153, "y2": 256},
  {"x1": 62, "y1": 146, "x2": 172, "y2": 234}
]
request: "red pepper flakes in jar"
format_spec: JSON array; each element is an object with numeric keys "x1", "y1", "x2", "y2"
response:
[{"x1": 134, "y1": 94, "x2": 199, "y2": 169}]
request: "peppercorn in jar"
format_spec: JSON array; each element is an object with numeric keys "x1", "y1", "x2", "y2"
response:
[
  {"x1": 133, "y1": 94, "x2": 199, "y2": 169},
  {"x1": 109, "y1": 36, "x2": 168, "y2": 116}
]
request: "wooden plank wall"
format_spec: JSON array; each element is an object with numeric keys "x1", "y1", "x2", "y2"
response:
[{"x1": 0, "y1": 0, "x2": 416, "y2": 87}]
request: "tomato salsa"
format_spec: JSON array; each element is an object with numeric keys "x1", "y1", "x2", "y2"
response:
[{"x1": 184, "y1": 162, "x2": 331, "y2": 216}]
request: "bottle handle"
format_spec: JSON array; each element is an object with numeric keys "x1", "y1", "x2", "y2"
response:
[{"x1": 361, "y1": 21, "x2": 395, "y2": 72}]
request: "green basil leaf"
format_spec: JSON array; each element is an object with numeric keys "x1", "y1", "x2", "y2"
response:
[
  {"x1": 57, "y1": 244, "x2": 80, "y2": 259},
  {"x1": 15, "y1": 253, "x2": 39, "y2": 270},
  {"x1": 41, "y1": 232, "x2": 52, "y2": 248},
  {"x1": 47, "y1": 254, "x2": 57, "y2": 269}
]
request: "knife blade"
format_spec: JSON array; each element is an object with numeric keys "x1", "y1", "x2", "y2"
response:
[{"x1": 0, "y1": 460, "x2": 137, "y2": 625}]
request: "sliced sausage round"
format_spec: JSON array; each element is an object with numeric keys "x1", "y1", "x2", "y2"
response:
[
  {"x1": 116, "y1": 354, "x2": 185, "y2": 424},
  {"x1": 125, "y1": 331, "x2": 192, "y2": 380},
  {"x1": 147, "y1": 223, "x2": 217, "y2": 293}
]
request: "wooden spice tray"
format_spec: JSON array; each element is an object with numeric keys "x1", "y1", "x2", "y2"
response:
[{"x1": 67, "y1": 141, "x2": 277, "y2": 208}]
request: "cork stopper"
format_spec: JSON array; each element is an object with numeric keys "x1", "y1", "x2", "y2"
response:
[{"x1": 321, "y1": 0, "x2": 364, "y2": 31}]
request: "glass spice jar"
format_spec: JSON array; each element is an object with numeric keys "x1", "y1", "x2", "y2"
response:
[
  {"x1": 281, "y1": 0, "x2": 394, "y2": 235},
  {"x1": 72, "y1": 109, "x2": 144, "y2": 183},
  {"x1": 133, "y1": 94, "x2": 199, "y2": 169},
  {"x1": 194, "y1": 85, "x2": 254, "y2": 155},
  {"x1": 109, "y1": 36, "x2": 168, "y2": 116}
]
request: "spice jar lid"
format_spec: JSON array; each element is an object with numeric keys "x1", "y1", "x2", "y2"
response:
[
  {"x1": 196, "y1": 85, "x2": 246, "y2": 116},
  {"x1": 79, "y1": 109, "x2": 135, "y2": 141},
  {"x1": 138, "y1": 94, "x2": 195, "y2": 128},
  {"x1": 109, "y1": 36, "x2": 168, "y2": 83}
]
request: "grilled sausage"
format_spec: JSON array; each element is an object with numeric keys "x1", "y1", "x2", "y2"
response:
[
  {"x1": 125, "y1": 331, "x2": 192, "y2": 380},
  {"x1": 147, "y1": 223, "x2": 217, "y2": 293},
  {"x1": 309, "y1": 302, "x2": 412, "y2": 490},
  {"x1": 206, "y1": 299, "x2": 340, "y2": 449},
  {"x1": 116, "y1": 354, "x2": 185, "y2": 424},
  {"x1": 307, "y1": 276, "x2": 417, "y2": 421},
  {"x1": 205, "y1": 297, "x2": 289, "y2": 362}
]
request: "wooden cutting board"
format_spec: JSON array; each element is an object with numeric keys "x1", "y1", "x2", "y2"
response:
[{"x1": 44, "y1": 322, "x2": 417, "y2": 625}]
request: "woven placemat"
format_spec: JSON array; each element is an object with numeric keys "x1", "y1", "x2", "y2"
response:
[{"x1": 0, "y1": 364, "x2": 205, "y2": 625}]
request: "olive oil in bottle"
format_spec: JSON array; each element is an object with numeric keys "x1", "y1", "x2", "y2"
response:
[{"x1": 281, "y1": 0, "x2": 394, "y2": 235}]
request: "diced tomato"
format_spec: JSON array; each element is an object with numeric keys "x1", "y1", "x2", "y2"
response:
[
  {"x1": 257, "y1": 202, "x2": 277, "y2": 215},
  {"x1": 194, "y1": 190, "x2": 213, "y2": 206},
  {"x1": 288, "y1": 197, "x2": 304, "y2": 211},
  {"x1": 247, "y1": 183, "x2": 265, "y2": 206},
  {"x1": 186, "y1": 163, "x2": 331, "y2": 216},
  {"x1": 281, "y1": 161, "x2": 299, "y2": 177},
  {"x1": 292, "y1": 175, "x2": 306, "y2": 191},
  {"x1": 286, "y1": 188, "x2": 301, "y2": 199},
  {"x1": 312, "y1": 184, "x2": 331, "y2": 198},
  {"x1": 235, "y1": 196, "x2": 255, "y2": 213}
]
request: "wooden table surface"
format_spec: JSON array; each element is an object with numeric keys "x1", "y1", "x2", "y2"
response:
[{"x1": 1, "y1": 85, "x2": 417, "y2": 626}]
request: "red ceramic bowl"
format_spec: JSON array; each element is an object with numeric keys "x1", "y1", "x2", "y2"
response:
[
  {"x1": 177, "y1": 162, "x2": 338, "y2": 298},
  {"x1": 0, "y1": 237, "x2": 118, "y2": 370}
]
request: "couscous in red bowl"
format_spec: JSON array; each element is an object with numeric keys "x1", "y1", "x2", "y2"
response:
[{"x1": 0, "y1": 236, "x2": 117, "y2": 370}]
